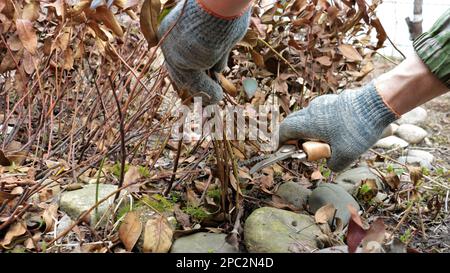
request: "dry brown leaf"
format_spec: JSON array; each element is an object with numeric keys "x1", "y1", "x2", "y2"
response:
[
  {"x1": 311, "y1": 169, "x2": 323, "y2": 180},
  {"x1": 15, "y1": 19, "x2": 37, "y2": 54},
  {"x1": 361, "y1": 218, "x2": 385, "y2": 253},
  {"x1": 115, "y1": 0, "x2": 139, "y2": 10},
  {"x1": 384, "y1": 172, "x2": 400, "y2": 191},
  {"x1": 42, "y1": 203, "x2": 59, "y2": 233},
  {"x1": 314, "y1": 203, "x2": 336, "y2": 224},
  {"x1": 96, "y1": 6, "x2": 124, "y2": 37},
  {"x1": 142, "y1": 215, "x2": 173, "y2": 253},
  {"x1": 0, "y1": 150, "x2": 11, "y2": 166},
  {"x1": 0, "y1": 221, "x2": 27, "y2": 247},
  {"x1": 174, "y1": 204, "x2": 191, "y2": 229},
  {"x1": 218, "y1": 73, "x2": 237, "y2": 97},
  {"x1": 7, "y1": 34, "x2": 22, "y2": 51},
  {"x1": 140, "y1": 0, "x2": 161, "y2": 48},
  {"x1": 251, "y1": 50, "x2": 265, "y2": 68},
  {"x1": 123, "y1": 166, "x2": 141, "y2": 193},
  {"x1": 63, "y1": 48, "x2": 74, "y2": 70},
  {"x1": 119, "y1": 211, "x2": 143, "y2": 252},
  {"x1": 22, "y1": 0, "x2": 40, "y2": 21},
  {"x1": 338, "y1": 44, "x2": 362, "y2": 62},
  {"x1": 315, "y1": 56, "x2": 332, "y2": 66},
  {"x1": 22, "y1": 50, "x2": 35, "y2": 74},
  {"x1": 291, "y1": 0, "x2": 308, "y2": 14},
  {"x1": 0, "y1": 191, "x2": 18, "y2": 202},
  {"x1": 186, "y1": 187, "x2": 200, "y2": 207}
]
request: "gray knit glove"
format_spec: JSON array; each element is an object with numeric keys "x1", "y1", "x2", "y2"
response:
[
  {"x1": 279, "y1": 82, "x2": 398, "y2": 172},
  {"x1": 158, "y1": 0, "x2": 251, "y2": 105}
]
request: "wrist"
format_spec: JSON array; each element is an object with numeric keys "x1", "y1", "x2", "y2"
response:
[
  {"x1": 196, "y1": 0, "x2": 253, "y2": 19},
  {"x1": 374, "y1": 53, "x2": 448, "y2": 115}
]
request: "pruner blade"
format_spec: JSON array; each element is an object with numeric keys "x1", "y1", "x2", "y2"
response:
[{"x1": 249, "y1": 145, "x2": 307, "y2": 175}]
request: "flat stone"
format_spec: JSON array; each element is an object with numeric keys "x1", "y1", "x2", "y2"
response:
[
  {"x1": 244, "y1": 207, "x2": 323, "y2": 253},
  {"x1": 397, "y1": 156, "x2": 433, "y2": 170},
  {"x1": 407, "y1": 150, "x2": 434, "y2": 163},
  {"x1": 335, "y1": 167, "x2": 384, "y2": 193},
  {"x1": 380, "y1": 124, "x2": 399, "y2": 139},
  {"x1": 397, "y1": 107, "x2": 427, "y2": 126},
  {"x1": 308, "y1": 183, "x2": 360, "y2": 226},
  {"x1": 375, "y1": 136, "x2": 409, "y2": 149},
  {"x1": 275, "y1": 182, "x2": 311, "y2": 209},
  {"x1": 60, "y1": 184, "x2": 118, "y2": 226},
  {"x1": 396, "y1": 124, "x2": 428, "y2": 144},
  {"x1": 171, "y1": 232, "x2": 239, "y2": 253}
]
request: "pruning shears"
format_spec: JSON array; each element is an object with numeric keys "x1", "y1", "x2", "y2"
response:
[{"x1": 240, "y1": 141, "x2": 332, "y2": 175}]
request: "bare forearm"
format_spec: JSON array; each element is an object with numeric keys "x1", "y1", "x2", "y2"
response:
[
  {"x1": 198, "y1": 0, "x2": 253, "y2": 18},
  {"x1": 375, "y1": 53, "x2": 448, "y2": 116}
]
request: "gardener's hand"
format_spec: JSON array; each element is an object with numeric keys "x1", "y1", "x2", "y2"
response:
[
  {"x1": 278, "y1": 82, "x2": 398, "y2": 172},
  {"x1": 158, "y1": 0, "x2": 251, "y2": 105}
]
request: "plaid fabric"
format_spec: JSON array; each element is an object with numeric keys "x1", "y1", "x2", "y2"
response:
[{"x1": 413, "y1": 8, "x2": 450, "y2": 88}]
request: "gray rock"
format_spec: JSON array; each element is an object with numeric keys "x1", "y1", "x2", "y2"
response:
[
  {"x1": 171, "y1": 232, "x2": 239, "y2": 253},
  {"x1": 397, "y1": 156, "x2": 433, "y2": 170},
  {"x1": 396, "y1": 124, "x2": 428, "y2": 144},
  {"x1": 407, "y1": 150, "x2": 434, "y2": 163},
  {"x1": 60, "y1": 184, "x2": 118, "y2": 226},
  {"x1": 275, "y1": 182, "x2": 311, "y2": 209},
  {"x1": 308, "y1": 183, "x2": 360, "y2": 226},
  {"x1": 335, "y1": 167, "x2": 384, "y2": 193},
  {"x1": 380, "y1": 124, "x2": 399, "y2": 139},
  {"x1": 315, "y1": 245, "x2": 362, "y2": 253},
  {"x1": 397, "y1": 107, "x2": 427, "y2": 126},
  {"x1": 244, "y1": 207, "x2": 323, "y2": 253},
  {"x1": 374, "y1": 136, "x2": 409, "y2": 149}
]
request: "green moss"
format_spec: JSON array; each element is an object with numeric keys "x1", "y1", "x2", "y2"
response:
[
  {"x1": 400, "y1": 229, "x2": 412, "y2": 243},
  {"x1": 111, "y1": 162, "x2": 130, "y2": 178},
  {"x1": 140, "y1": 194, "x2": 174, "y2": 213},
  {"x1": 183, "y1": 205, "x2": 208, "y2": 221},
  {"x1": 138, "y1": 166, "x2": 150, "y2": 178},
  {"x1": 207, "y1": 188, "x2": 221, "y2": 201}
]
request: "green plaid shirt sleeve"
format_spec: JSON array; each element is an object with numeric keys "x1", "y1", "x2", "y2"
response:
[{"x1": 413, "y1": 8, "x2": 450, "y2": 88}]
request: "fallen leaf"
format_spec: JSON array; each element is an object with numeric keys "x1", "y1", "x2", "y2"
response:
[
  {"x1": 361, "y1": 218, "x2": 385, "y2": 253},
  {"x1": 142, "y1": 215, "x2": 173, "y2": 253},
  {"x1": 218, "y1": 73, "x2": 237, "y2": 97},
  {"x1": 42, "y1": 203, "x2": 59, "y2": 233},
  {"x1": 384, "y1": 173, "x2": 400, "y2": 191},
  {"x1": 0, "y1": 221, "x2": 27, "y2": 247},
  {"x1": 314, "y1": 204, "x2": 336, "y2": 224},
  {"x1": 123, "y1": 166, "x2": 142, "y2": 193},
  {"x1": 140, "y1": 0, "x2": 161, "y2": 48},
  {"x1": 251, "y1": 50, "x2": 265, "y2": 68},
  {"x1": 0, "y1": 191, "x2": 18, "y2": 202},
  {"x1": 96, "y1": 6, "x2": 124, "y2": 37},
  {"x1": 22, "y1": 0, "x2": 40, "y2": 21},
  {"x1": 311, "y1": 169, "x2": 323, "y2": 180},
  {"x1": 119, "y1": 211, "x2": 143, "y2": 252},
  {"x1": 15, "y1": 19, "x2": 37, "y2": 54},
  {"x1": 174, "y1": 205, "x2": 191, "y2": 229},
  {"x1": 346, "y1": 205, "x2": 366, "y2": 253},
  {"x1": 291, "y1": 0, "x2": 307, "y2": 14},
  {"x1": 315, "y1": 56, "x2": 332, "y2": 66},
  {"x1": 186, "y1": 187, "x2": 200, "y2": 207},
  {"x1": 338, "y1": 44, "x2": 362, "y2": 62},
  {"x1": 0, "y1": 150, "x2": 11, "y2": 166}
]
